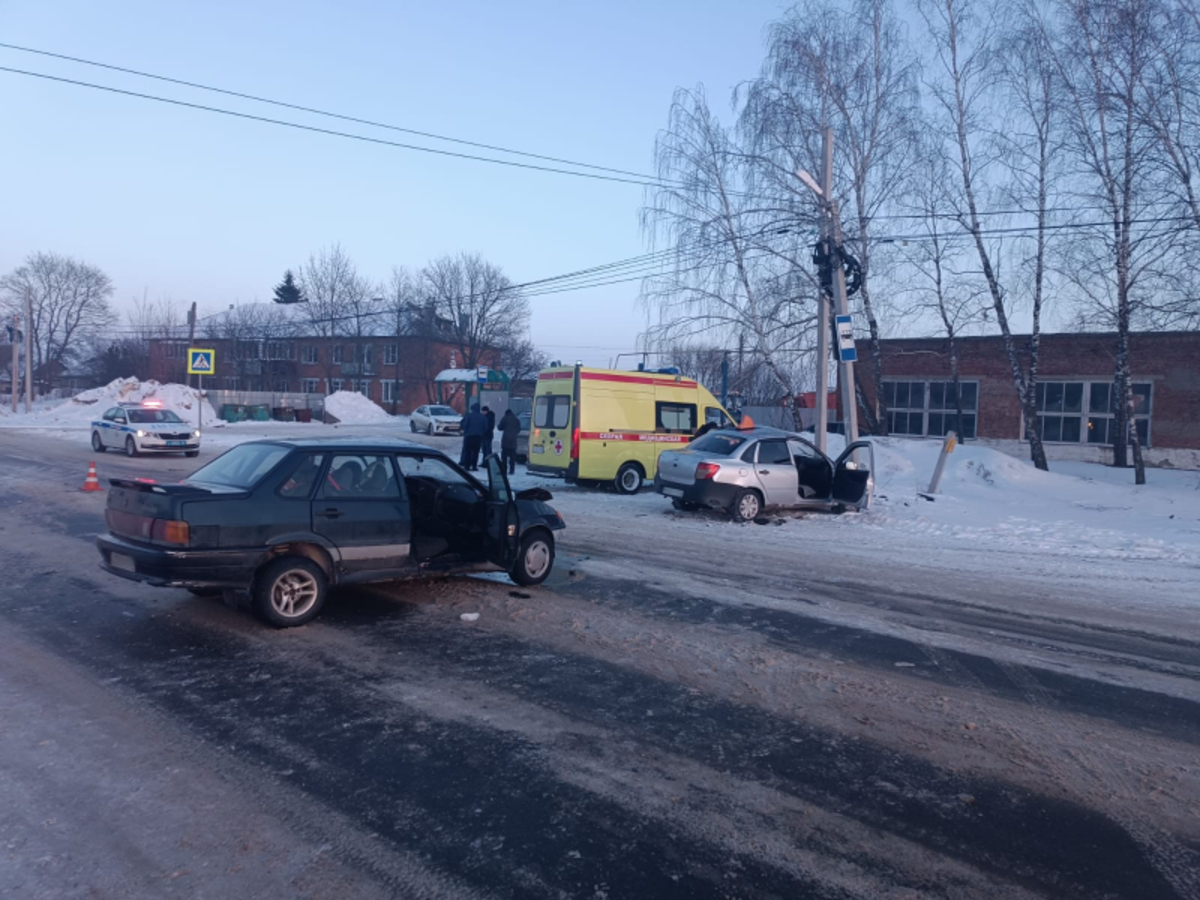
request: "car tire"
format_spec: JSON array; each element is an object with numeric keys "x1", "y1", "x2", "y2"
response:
[
  {"x1": 730, "y1": 489, "x2": 763, "y2": 522},
  {"x1": 91, "y1": 431, "x2": 106, "y2": 453},
  {"x1": 510, "y1": 530, "x2": 555, "y2": 587},
  {"x1": 185, "y1": 450, "x2": 199, "y2": 458},
  {"x1": 427, "y1": 423, "x2": 434, "y2": 436},
  {"x1": 410, "y1": 420, "x2": 418, "y2": 433},
  {"x1": 124, "y1": 436, "x2": 138, "y2": 458},
  {"x1": 614, "y1": 462, "x2": 644, "y2": 494},
  {"x1": 253, "y1": 557, "x2": 327, "y2": 628}
]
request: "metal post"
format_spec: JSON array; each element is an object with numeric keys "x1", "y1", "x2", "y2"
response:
[
  {"x1": 829, "y1": 198, "x2": 859, "y2": 445},
  {"x1": 814, "y1": 130, "x2": 836, "y2": 452},
  {"x1": 24, "y1": 290, "x2": 33, "y2": 412},
  {"x1": 720, "y1": 353, "x2": 729, "y2": 409},
  {"x1": 925, "y1": 431, "x2": 958, "y2": 495}
]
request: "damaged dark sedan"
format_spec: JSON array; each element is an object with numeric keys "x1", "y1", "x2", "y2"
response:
[{"x1": 96, "y1": 438, "x2": 565, "y2": 627}]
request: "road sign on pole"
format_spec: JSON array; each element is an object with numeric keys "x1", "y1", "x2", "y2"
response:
[
  {"x1": 836, "y1": 315, "x2": 858, "y2": 363},
  {"x1": 187, "y1": 348, "x2": 215, "y2": 375},
  {"x1": 477, "y1": 365, "x2": 488, "y2": 384}
]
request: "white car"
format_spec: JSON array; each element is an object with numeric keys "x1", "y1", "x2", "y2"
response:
[
  {"x1": 91, "y1": 402, "x2": 202, "y2": 457},
  {"x1": 409, "y1": 404, "x2": 462, "y2": 436}
]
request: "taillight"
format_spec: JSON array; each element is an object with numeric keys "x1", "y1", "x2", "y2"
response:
[
  {"x1": 151, "y1": 519, "x2": 190, "y2": 546},
  {"x1": 571, "y1": 426, "x2": 580, "y2": 460},
  {"x1": 695, "y1": 462, "x2": 720, "y2": 480}
]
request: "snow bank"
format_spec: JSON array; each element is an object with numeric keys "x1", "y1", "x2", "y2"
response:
[
  {"x1": 0, "y1": 378, "x2": 221, "y2": 427},
  {"x1": 323, "y1": 391, "x2": 393, "y2": 424}
]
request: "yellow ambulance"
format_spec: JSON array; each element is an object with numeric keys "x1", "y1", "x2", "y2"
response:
[{"x1": 526, "y1": 364, "x2": 735, "y2": 492}]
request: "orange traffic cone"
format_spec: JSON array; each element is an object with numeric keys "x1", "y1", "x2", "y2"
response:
[{"x1": 82, "y1": 461, "x2": 104, "y2": 492}]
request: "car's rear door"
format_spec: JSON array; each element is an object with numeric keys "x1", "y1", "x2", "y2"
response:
[
  {"x1": 311, "y1": 453, "x2": 413, "y2": 576},
  {"x1": 752, "y1": 439, "x2": 800, "y2": 506}
]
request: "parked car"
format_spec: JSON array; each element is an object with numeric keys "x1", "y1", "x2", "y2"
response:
[
  {"x1": 95, "y1": 439, "x2": 565, "y2": 627},
  {"x1": 654, "y1": 427, "x2": 874, "y2": 521},
  {"x1": 91, "y1": 401, "x2": 201, "y2": 457},
  {"x1": 410, "y1": 404, "x2": 462, "y2": 435}
]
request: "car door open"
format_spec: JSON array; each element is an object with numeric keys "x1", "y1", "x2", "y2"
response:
[
  {"x1": 831, "y1": 441, "x2": 875, "y2": 509},
  {"x1": 484, "y1": 455, "x2": 520, "y2": 567}
]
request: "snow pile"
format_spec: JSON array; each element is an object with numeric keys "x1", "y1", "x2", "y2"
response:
[
  {"x1": 323, "y1": 391, "x2": 393, "y2": 424},
  {"x1": 0, "y1": 378, "x2": 221, "y2": 427}
]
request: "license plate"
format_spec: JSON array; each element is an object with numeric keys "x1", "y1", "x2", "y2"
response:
[
  {"x1": 663, "y1": 487, "x2": 684, "y2": 498},
  {"x1": 166, "y1": 441, "x2": 186, "y2": 447},
  {"x1": 532, "y1": 445, "x2": 545, "y2": 454},
  {"x1": 110, "y1": 553, "x2": 136, "y2": 572}
]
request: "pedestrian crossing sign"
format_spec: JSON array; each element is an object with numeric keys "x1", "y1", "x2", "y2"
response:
[{"x1": 187, "y1": 348, "x2": 215, "y2": 375}]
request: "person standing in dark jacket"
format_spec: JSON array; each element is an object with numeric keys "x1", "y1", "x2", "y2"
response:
[
  {"x1": 481, "y1": 405, "x2": 497, "y2": 464},
  {"x1": 459, "y1": 403, "x2": 487, "y2": 470},
  {"x1": 498, "y1": 408, "x2": 521, "y2": 474}
]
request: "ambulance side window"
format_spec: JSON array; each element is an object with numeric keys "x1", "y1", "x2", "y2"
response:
[
  {"x1": 705, "y1": 407, "x2": 734, "y2": 428},
  {"x1": 656, "y1": 402, "x2": 696, "y2": 434}
]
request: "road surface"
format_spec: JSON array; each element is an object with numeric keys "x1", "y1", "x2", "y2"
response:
[{"x1": 0, "y1": 428, "x2": 1197, "y2": 899}]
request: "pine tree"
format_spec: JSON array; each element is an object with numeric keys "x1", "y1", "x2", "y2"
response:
[{"x1": 273, "y1": 270, "x2": 305, "y2": 304}]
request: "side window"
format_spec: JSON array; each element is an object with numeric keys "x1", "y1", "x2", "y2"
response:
[
  {"x1": 102, "y1": 408, "x2": 117, "y2": 421},
  {"x1": 741, "y1": 443, "x2": 758, "y2": 463},
  {"x1": 705, "y1": 407, "x2": 733, "y2": 428},
  {"x1": 396, "y1": 454, "x2": 473, "y2": 487},
  {"x1": 319, "y1": 455, "x2": 402, "y2": 499},
  {"x1": 757, "y1": 440, "x2": 792, "y2": 465},
  {"x1": 113, "y1": 409, "x2": 128, "y2": 424},
  {"x1": 788, "y1": 439, "x2": 820, "y2": 461},
  {"x1": 278, "y1": 453, "x2": 326, "y2": 499},
  {"x1": 656, "y1": 402, "x2": 696, "y2": 434}
]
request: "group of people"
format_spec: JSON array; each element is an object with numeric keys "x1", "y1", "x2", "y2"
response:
[{"x1": 458, "y1": 403, "x2": 522, "y2": 474}]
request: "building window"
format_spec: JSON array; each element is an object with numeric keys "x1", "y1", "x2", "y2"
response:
[
  {"x1": 360, "y1": 345, "x2": 372, "y2": 365},
  {"x1": 223, "y1": 377, "x2": 239, "y2": 389},
  {"x1": 883, "y1": 380, "x2": 978, "y2": 439},
  {"x1": 384, "y1": 344, "x2": 398, "y2": 365},
  {"x1": 332, "y1": 345, "x2": 344, "y2": 364},
  {"x1": 165, "y1": 342, "x2": 187, "y2": 359},
  {"x1": 266, "y1": 341, "x2": 294, "y2": 361},
  {"x1": 356, "y1": 380, "x2": 372, "y2": 399},
  {"x1": 381, "y1": 381, "x2": 399, "y2": 403},
  {"x1": 300, "y1": 378, "x2": 321, "y2": 394},
  {"x1": 330, "y1": 378, "x2": 343, "y2": 392},
  {"x1": 301, "y1": 345, "x2": 318, "y2": 364},
  {"x1": 1036, "y1": 381, "x2": 1151, "y2": 447},
  {"x1": 275, "y1": 380, "x2": 289, "y2": 393}
]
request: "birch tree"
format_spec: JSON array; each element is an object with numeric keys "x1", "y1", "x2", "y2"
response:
[{"x1": 421, "y1": 253, "x2": 528, "y2": 374}]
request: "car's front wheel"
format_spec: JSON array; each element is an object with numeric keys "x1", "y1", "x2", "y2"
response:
[
  {"x1": 510, "y1": 530, "x2": 555, "y2": 586},
  {"x1": 730, "y1": 489, "x2": 763, "y2": 522},
  {"x1": 427, "y1": 423, "x2": 434, "y2": 435},
  {"x1": 410, "y1": 420, "x2": 418, "y2": 432},
  {"x1": 253, "y1": 557, "x2": 327, "y2": 628},
  {"x1": 91, "y1": 431, "x2": 106, "y2": 453},
  {"x1": 124, "y1": 436, "x2": 138, "y2": 458}
]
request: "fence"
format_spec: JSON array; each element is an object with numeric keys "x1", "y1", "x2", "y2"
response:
[{"x1": 206, "y1": 390, "x2": 326, "y2": 423}]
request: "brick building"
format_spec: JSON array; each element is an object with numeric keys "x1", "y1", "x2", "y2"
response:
[
  {"x1": 147, "y1": 333, "x2": 495, "y2": 414},
  {"x1": 847, "y1": 331, "x2": 1200, "y2": 469}
]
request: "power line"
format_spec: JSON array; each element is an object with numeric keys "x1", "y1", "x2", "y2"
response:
[
  {"x1": 0, "y1": 42, "x2": 666, "y2": 184},
  {"x1": 0, "y1": 65, "x2": 672, "y2": 190}
]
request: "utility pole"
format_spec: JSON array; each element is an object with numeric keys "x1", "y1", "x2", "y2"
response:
[
  {"x1": 24, "y1": 290, "x2": 33, "y2": 413},
  {"x1": 10, "y1": 312, "x2": 18, "y2": 413},
  {"x1": 186, "y1": 302, "x2": 197, "y2": 388},
  {"x1": 813, "y1": 135, "x2": 834, "y2": 453}
]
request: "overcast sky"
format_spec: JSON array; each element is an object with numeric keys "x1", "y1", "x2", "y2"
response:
[{"x1": 0, "y1": 0, "x2": 794, "y2": 366}]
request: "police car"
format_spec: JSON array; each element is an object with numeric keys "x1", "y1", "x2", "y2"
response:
[{"x1": 91, "y1": 401, "x2": 202, "y2": 458}]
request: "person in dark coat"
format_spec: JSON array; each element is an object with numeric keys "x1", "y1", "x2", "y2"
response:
[
  {"x1": 498, "y1": 408, "x2": 522, "y2": 475},
  {"x1": 459, "y1": 403, "x2": 487, "y2": 470},
  {"x1": 481, "y1": 405, "x2": 497, "y2": 464}
]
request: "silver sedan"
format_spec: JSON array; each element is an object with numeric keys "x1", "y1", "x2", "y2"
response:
[{"x1": 654, "y1": 427, "x2": 874, "y2": 521}]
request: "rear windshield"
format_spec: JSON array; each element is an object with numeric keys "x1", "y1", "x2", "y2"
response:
[
  {"x1": 534, "y1": 395, "x2": 570, "y2": 428},
  {"x1": 429, "y1": 406, "x2": 457, "y2": 416},
  {"x1": 186, "y1": 443, "x2": 292, "y2": 489},
  {"x1": 128, "y1": 409, "x2": 184, "y2": 424},
  {"x1": 690, "y1": 432, "x2": 747, "y2": 455}
]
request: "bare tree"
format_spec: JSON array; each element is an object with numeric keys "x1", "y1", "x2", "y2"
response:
[
  {"x1": 203, "y1": 303, "x2": 294, "y2": 391},
  {"x1": 0, "y1": 252, "x2": 116, "y2": 390},
  {"x1": 739, "y1": 0, "x2": 922, "y2": 433},
  {"x1": 641, "y1": 87, "x2": 816, "y2": 429},
  {"x1": 917, "y1": 0, "x2": 1053, "y2": 470},
  {"x1": 420, "y1": 253, "x2": 529, "y2": 374},
  {"x1": 298, "y1": 244, "x2": 363, "y2": 394},
  {"x1": 382, "y1": 266, "x2": 419, "y2": 413},
  {"x1": 1048, "y1": 0, "x2": 1176, "y2": 484},
  {"x1": 499, "y1": 338, "x2": 549, "y2": 385}
]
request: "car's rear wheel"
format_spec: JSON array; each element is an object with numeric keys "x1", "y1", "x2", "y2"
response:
[
  {"x1": 730, "y1": 489, "x2": 762, "y2": 522},
  {"x1": 91, "y1": 431, "x2": 106, "y2": 453},
  {"x1": 614, "y1": 462, "x2": 644, "y2": 494},
  {"x1": 124, "y1": 436, "x2": 138, "y2": 458},
  {"x1": 510, "y1": 530, "x2": 555, "y2": 586},
  {"x1": 253, "y1": 557, "x2": 327, "y2": 628}
]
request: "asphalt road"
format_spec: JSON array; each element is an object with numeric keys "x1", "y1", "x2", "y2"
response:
[{"x1": 1, "y1": 429, "x2": 1197, "y2": 899}]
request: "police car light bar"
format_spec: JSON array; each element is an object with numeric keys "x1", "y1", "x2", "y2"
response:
[{"x1": 142, "y1": 400, "x2": 163, "y2": 408}]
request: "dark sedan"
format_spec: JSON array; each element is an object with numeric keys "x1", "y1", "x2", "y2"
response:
[{"x1": 96, "y1": 438, "x2": 565, "y2": 627}]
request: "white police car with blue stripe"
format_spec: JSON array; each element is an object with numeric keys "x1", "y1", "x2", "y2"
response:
[{"x1": 91, "y1": 401, "x2": 202, "y2": 458}]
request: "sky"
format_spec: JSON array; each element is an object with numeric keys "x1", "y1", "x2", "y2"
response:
[{"x1": 0, "y1": 0, "x2": 790, "y2": 367}]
